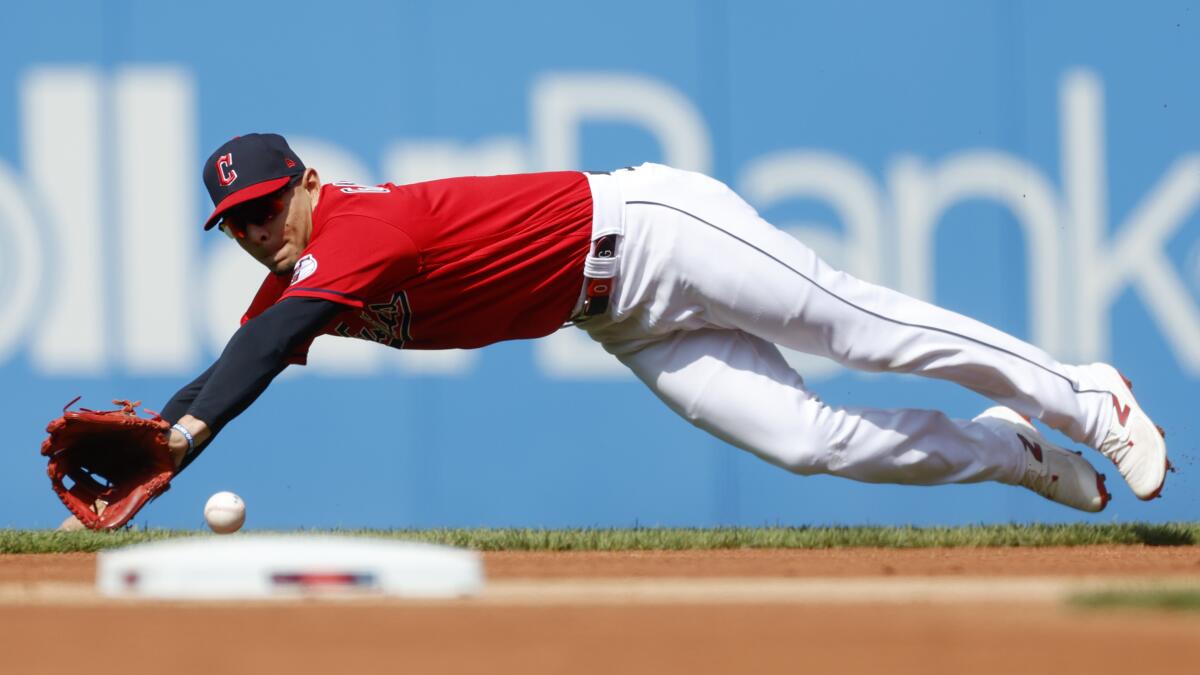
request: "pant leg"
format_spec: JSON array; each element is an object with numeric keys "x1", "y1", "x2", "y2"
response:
[
  {"x1": 595, "y1": 164, "x2": 1110, "y2": 447},
  {"x1": 613, "y1": 328, "x2": 1024, "y2": 485}
]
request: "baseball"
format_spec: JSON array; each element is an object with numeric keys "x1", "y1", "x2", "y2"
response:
[{"x1": 203, "y1": 491, "x2": 246, "y2": 534}]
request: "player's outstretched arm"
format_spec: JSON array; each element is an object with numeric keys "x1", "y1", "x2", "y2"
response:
[
  {"x1": 161, "y1": 361, "x2": 215, "y2": 425},
  {"x1": 160, "y1": 296, "x2": 342, "y2": 471},
  {"x1": 49, "y1": 295, "x2": 331, "y2": 532},
  {"x1": 160, "y1": 362, "x2": 217, "y2": 469}
]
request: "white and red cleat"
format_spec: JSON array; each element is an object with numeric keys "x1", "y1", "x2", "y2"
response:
[
  {"x1": 975, "y1": 406, "x2": 1110, "y2": 513},
  {"x1": 1086, "y1": 363, "x2": 1169, "y2": 500}
]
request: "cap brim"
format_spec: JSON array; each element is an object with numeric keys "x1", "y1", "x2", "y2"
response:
[{"x1": 202, "y1": 176, "x2": 292, "y2": 230}]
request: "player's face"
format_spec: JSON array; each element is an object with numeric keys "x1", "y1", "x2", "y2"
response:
[{"x1": 221, "y1": 170, "x2": 318, "y2": 274}]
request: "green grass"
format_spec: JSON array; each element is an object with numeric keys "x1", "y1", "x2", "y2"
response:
[
  {"x1": 2, "y1": 522, "x2": 1198, "y2": 554},
  {"x1": 1070, "y1": 587, "x2": 1200, "y2": 613}
]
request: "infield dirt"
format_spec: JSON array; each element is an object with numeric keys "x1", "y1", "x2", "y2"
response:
[{"x1": 1, "y1": 546, "x2": 1197, "y2": 674}]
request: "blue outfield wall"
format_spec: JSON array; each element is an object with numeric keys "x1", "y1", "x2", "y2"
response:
[{"x1": 0, "y1": 1, "x2": 1197, "y2": 529}]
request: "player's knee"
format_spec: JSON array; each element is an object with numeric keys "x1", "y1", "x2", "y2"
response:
[
  {"x1": 772, "y1": 407, "x2": 855, "y2": 476},
  {"x1": 724, "y1": 429, "x2": 847, "y2": 477},
  {"x1": 766, "y1": 437, "x2": 836, "y2": 476}
]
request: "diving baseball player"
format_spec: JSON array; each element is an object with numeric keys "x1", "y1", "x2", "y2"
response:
[{"x1": 48, "y1": 132, "x2": 1172, "y2": 529}]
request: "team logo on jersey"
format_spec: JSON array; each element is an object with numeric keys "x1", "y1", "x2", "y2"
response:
[
  {"x1": 290, "y1": 254, "x2": 318, "y2": 285},
  {"x1": 334, "y1": 291, "x2": 413, "y2": 348},
  {"x1": 216, "y1": 153, "x2": 237, "y2": 186}
]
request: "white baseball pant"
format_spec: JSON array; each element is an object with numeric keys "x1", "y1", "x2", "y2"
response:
[{"x1": 580, "y1": 164, "x2": 1116, "y2": 486}]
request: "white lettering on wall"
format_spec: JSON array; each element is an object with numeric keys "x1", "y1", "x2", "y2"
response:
[
  {"x1": 114, "y1": 67, "x2": 199, "y2": 374},
  {"x1": 890, "y1": 151, "x2": 1064, "y2": 355},
  {"x1": 383, "y1": 137, "x2": 527, "y2": 183},
  {"x1": 1, "y1": 67, "x2": 1197, "y2": 379},
  {"x1": 0, "y1": 161, "x2": 42, "y2": 363},
  {"x1": 740, "y1": 151, "x2": 886, "y2": 284},
  {"x1": 200, "y1": 241, "x2": 262, "y2": 353},
  {"x1": 1189, "y1": 242, "x2": 1200, "y2": 296},
  {"x1": 23, "y1": 68, "x2": 107, "y2": 374},
  {"x1": 530, "y1": 72, "x2": 712, "y2": 173},
  {"x1": 1063, "y1": 71, "x2": 1200, "y2": 371}
]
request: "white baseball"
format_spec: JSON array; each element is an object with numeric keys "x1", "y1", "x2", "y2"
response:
[{"x1": 203, "y1": 491, "x2": 246, "y2": 534}]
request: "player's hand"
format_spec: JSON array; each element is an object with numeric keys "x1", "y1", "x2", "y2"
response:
[
  {"x1": 166, "y1": 428, "x2": 188, "y2": 469},
  {"x1": 166, "y1": 415, "x2": 212, "y2": 469},
  {"x1": 57, "y1": 515, "x2": 85, "y2": 532},
  {"x1": 56, "y1": 498, "x2": 108, "y2": 531}
]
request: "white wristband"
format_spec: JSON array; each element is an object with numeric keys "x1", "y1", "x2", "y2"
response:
[{"x1": 171, "y1": 423, "x2": 195, "y2": 456}]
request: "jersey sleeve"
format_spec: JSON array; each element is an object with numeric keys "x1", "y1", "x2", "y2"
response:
[
  {"x1": 240, "y1": 271, "x2": 319, "y2": 364},
  {"x1": 280, "y1": 214, "x2": 420, "y2": 309},
  {"x1": 242, "y1": 271, "x2": 289, "y2": 323}
]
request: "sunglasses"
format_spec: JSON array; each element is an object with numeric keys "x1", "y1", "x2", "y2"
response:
[{"x1": 219, "y1": 175, "x2": 301, "y2": 240}]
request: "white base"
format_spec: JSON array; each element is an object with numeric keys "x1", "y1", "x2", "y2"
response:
[{"x1": 96, "y1": 535, "x2": 484, "y2": 600}]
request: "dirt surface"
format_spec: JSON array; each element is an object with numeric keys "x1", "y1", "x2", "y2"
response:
[
  {"x1": 1, "y1": 547, "x2": 1198, "y2": 675},
  {"x1": 484, "y1": 546, "x2": 1200, "y2": 578},
  {"x1": 5, "y1": 545, "x2": 1200, "y2": 583},
  {"x1": 5, "y1": 602, "x2": 1199, "y2": 675}
]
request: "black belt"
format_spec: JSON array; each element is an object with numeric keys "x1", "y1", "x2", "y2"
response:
[{"x1": 581, "y1": 233, "x2": 619, "y2": 317}]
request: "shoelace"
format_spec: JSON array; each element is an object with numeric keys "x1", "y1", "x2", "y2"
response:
[{"x1": 1097, "y1": 426, "x2": 1134, "y2": 467}]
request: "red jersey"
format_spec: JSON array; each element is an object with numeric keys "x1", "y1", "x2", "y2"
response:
[{"x1": 242, "y1": 172, "x2": 593, "y2": 359}]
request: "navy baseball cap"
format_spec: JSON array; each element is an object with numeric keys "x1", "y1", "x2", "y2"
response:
[{"x1": 201, "y1": 133, "x2": 305, "y2": 230}]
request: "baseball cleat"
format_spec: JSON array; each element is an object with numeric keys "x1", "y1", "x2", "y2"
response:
[
  {"x1": 1085, "y1": 363, "x2": 1169, "y2": 500},
  {"x1": 974, "y1": 406, "x2": 1110, "y2": 513}
]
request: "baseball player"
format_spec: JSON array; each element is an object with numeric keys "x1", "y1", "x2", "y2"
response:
[{"x1": 54, "y1": 132, "x2": 1172, "y2": 529}]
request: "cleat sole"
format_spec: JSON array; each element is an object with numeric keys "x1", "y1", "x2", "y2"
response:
[{"x1": 1143, "y1": 459, "x2": 1170, "y2": 500}]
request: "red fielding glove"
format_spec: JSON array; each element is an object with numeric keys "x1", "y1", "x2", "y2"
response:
[{"x1": 41, "y1": 398, "x2": 175, "y2": 530}]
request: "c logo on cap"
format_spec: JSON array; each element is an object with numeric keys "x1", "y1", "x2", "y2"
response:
[{"x1": 216, "y1": 153, "x2": 237, "y2": 186}]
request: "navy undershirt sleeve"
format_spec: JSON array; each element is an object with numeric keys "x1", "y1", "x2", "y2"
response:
[
  {"x1": 159, "y1": 296, "x2": 342, "y2": 472},
  {"x1": 160, "y1": 361, "x2": 216, "y2": 426}
]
